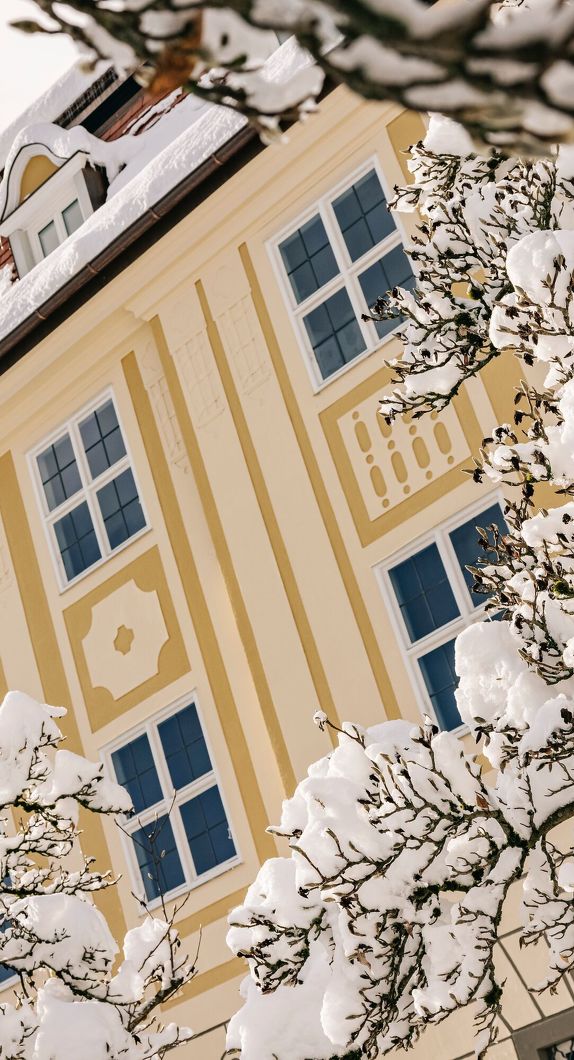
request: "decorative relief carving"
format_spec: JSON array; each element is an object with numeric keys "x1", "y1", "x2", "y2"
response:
[
  {"x1": 216, "y1": 296, "x2": 271, "y2": 395},
  {"x1": 141, "y1": 342, "x2": 188, "y2": 472},
  {"x1": 321, "y1": 367, "x2": 480, "y2": 547},
  {"x1": 64, "y1": 546, "x2": 189, "y2": 730},
  {"x1": 82, "y1": 580, "x2": 169, "y2": 701},
  {"x1": 172, "y1": 327, "x2": 225, "y2": 426},
  {"x1": 340, "y1": 400, "x2": 468, "y2": 521}
]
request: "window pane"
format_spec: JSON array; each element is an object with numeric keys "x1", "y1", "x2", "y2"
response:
[
  {"x1": 158, "y1": 705, "x2": 212, "y2": 790},
  {"x1": 96, "y1": 469, "x2": 145, "y2": 551},
  {"x1": 548, "y1": 1039, "x2": 574, "y2": 1060},
  {"x1": 180, "y1": 786, "x2": 236, "y2": 877},
  {"x1": 279, "y1": 215, "x2": 339, "y2": 304},
  {"x1": 111, "y1": 734, "x2": 163, "y2": 814},
  {"x1": 303, "y1": 289, "x2": 366, "y2": 379},
  {"x1": 62, "y1": 199, "x2": 83, "y2": 237},
  {"x1": 37, "y1": 435, "x2": 81, "y2": 512},
  {"x1": 79, "y1": 400, "x2": 126, "y2": 480},
  {"x1": 131, "y1": 816, "x2": 185, "y2": 902},
  {"x1": 389, "y1": 543, "x2": 460, "y2": 643},
  {"x1": 38, "y1": 219, "x2": 60, "y2": 258},
  {"x1": 418, "y1": 639, "x2": 462, "y2": 731},
  {"x1": 53, "y1": 502, "x2": 101, "y2": 581},
  {"x1": 332, "y1": 170, "x2": 394, "y2": 261},
  {"x1": 358, "y1": 248, "x2": 415, "y2": 339},
  {"x1": 449, "y1": 503, "x2": 507, "y2": 599}
]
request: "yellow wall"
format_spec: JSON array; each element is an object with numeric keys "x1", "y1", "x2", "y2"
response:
[
  {"x1": 19, "y1": 155, "x2": 59, "y2": 201},
  {"x1": 0, "y1": 88, "x2": 549, "y2": 1057}
]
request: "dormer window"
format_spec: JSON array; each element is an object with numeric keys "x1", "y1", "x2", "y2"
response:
[
  {"x1": 34, "y1": 196, "x2": 84, "y2": 260},
  {"x1": 0, "y1": 138, "x2": 107, "y2": 277}
]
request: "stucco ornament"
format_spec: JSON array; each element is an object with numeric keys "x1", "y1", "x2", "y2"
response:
[{"x1": 82, "y1": 580, "x2": 169, "y2": 700}]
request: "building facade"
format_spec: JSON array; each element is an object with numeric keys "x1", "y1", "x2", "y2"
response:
[{"x1": 0, "y1": 50, "x2": 570, "y2": 1060}]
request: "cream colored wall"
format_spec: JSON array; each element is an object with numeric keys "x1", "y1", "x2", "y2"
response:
[{"x1": 0, "y1": 84, "x2": 565, "y2": 1057}]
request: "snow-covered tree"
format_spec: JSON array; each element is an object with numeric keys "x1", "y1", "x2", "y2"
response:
[
  {"x1": 0, "y1": 689, "x2": 193, "y2": 1059},
  {"x1": 13, "y1": 0, "x2": 574, "y2": 150},
  {"x1": 223, "y1": 118, "x2": 574, "y2": 1059}
]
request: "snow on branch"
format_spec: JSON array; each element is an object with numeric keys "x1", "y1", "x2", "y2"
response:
[
  {"x1": 225, "y1": 112, "x2": 574, "y2": 1060},
  {"x1": 0, "y1": 690, "x2": 195, "y2": 1059},
  {"x1": 14, "y1": 0, "x2": 574, "y2": 149}
]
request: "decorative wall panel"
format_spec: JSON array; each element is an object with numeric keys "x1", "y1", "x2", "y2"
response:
[
  {"x1": 64, "y1": 546, "x2": 189, "y2": 729},
  {"x1": 320, "y1": 367, "x2": 483, "y2": 546}
]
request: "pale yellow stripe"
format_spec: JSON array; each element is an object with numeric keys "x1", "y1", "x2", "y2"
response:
[
  {"x1": 122, "y1": 352, "x2": 276, "y2": 863},
  {"x1": 239, "y1": 245, "x2": 400, "y2": 719},
  {"x1": 196, "y1": 280, "x2": 341, "y2": 741},
  {"x1": 153, "y1": 316, "x2": 296, "y2": 795}
]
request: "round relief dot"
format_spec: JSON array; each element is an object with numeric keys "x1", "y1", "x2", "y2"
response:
[
  {"x1": 403, "y1": 485, "x2": 411, "y2": 494},
  {"x1": 409, "y1": 426, "x2": 416, "y2": 435},
  {"x1": 366, "y1": 454, "x2": 374, "y2": 464},
  {"x1": 352, "y1": 411, "x2": 359, "y2": 420},
  {"x1": 388, "y1": 441, "x2": 395, "y2": 450},
  {"x1": 426, "y1": 470, "x2": 432, "y2": 480},
  {"x1": 383, "y1": 499, "x2": 390, "y2": 508},
  {"x1": 448, "y1": 456, "x2": 454, "y2": 465}
]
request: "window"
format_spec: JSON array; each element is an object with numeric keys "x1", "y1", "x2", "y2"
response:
[
  {"x1": 380, "y1": 499, "x2": 507, "y2": 731},
  {"x1": 274, "y1": 163, "x2": 415, "y2": 384},
  {"x1": 34, "y1": 196, "x2": 84, "y2": 260},
  {"x1": 31, "y1": 394, "x2": 147, "y2": 586},
  {"x1": 108, "y1": 700, "x2": 238, "y2": 903},
  {"x1": 514, "y1": 1012, "x2": 574, "y2": 1059}
]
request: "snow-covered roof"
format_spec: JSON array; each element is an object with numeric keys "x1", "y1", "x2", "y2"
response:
[
  {"x1": 0, "y1": 37, "x2": 315, "y2": 352},
  {"x1": 0, "y1": 61, "x2": 114, "y2": 172}
]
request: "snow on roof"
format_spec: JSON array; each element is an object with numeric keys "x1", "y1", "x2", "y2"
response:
[
  {"x1": 0, "y1": 122, "x2": 142, "y2": 222},
  {"x1": 0, "y1": 38, "x2": 315, "y2": 347},
  {"x1": 0, "y1": 60, "x2": 113, "y2": 172}
]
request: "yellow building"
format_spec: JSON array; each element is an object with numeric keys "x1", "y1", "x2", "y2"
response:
[{"x1": 0, "y1": 46, "x2": 569, "y2": 1060}]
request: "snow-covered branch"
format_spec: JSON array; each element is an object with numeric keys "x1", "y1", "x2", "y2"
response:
[
  {"x1": 225, "y1": 109, "x2": 574, "y2": 1060},
  {"x1": 0, "y1": 690, "x2": 194, "y2": 1059},
  {"x1": 14, "y1": 0, "x2": 574, "y2": 149}
]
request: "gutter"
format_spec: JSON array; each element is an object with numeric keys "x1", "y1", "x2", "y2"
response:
[{"x1": 0, "y1": 122, "x2": 261, "y2": 372}]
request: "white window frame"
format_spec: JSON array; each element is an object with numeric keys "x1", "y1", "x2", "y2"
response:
[
  {"x1": 0, "y1": 152, "x2": 95, "y2": 276},
  {"x1": 28, "y1": 388, "x2": 150, "y2": 592},
  {"x1": 103, "y1": 694, "x2": 241, "y2": 910},
  {"x1": 29, "y1": 194, "x2": 84, "y2": 264},
  {"x1": 269, "y1": 156, "x2": 414, "y2": 392},
  {"x1": 376, "y1": 492, "x2": 507, "y2": 732}
]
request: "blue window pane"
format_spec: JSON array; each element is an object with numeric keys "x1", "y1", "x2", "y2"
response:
[
  {"x1": 37, "y1": 434, "x2": 82, "y2": 512},
  {"x1": 158, "y1": 705, "x2": 212, "y2": 791},
  {"x1": 131, "y1": 816, "x2": 185, "y2": 901},
  {"x1": 96, "y1": 469, "x2": 145, "y2": 550},
  {"x1": 180, "y1": 786, "x2": 236, "y2": 877},
  {"x1": 389, "y1": 543, "x2": 460, "y2": 643},
  {"x1": 303, "y1": 289, "x2": 366, "y2": 379},
  {"x1": 358, "y1": 247, "x2": 415, "y2": 339},
  {"x1": 332, "y1": 170, "x2": 395, "y2": 262},
  {"x1": 53, "y1": 501, "x2": 101, "y2": 581},
  {"x1": 418, "y1": 639, "x2": 462, "y2": 731},
  {"x1": 79, "y1": 400, "x2": 126, "y2": 480},
  {"x1": 449, "y1": 503, "x2": 508, "y2": 598},
  {"x1": 279, "y1": 216, "x2": 339, "y2": 304},
  {"x1": 111, "y1": 734, "x2": 163, "y2": 814}
]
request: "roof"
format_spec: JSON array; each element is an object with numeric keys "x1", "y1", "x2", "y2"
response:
[
  {"x1": 0, "y1": 62, "x2": 116, "y2": 171},
  {"x1": 0, "y1": 38, "x2": 315, "y2": 366}
]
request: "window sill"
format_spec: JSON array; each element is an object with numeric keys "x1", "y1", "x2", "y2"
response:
[
  {"x1": 142, "y1": 855, "x2": 243, "y2": 914},
  {"x1": 56, "y1": 523, "x2": 152, "y2": 594}
]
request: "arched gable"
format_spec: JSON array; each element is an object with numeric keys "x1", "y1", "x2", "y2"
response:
[{"x1": 19, "y1": 155, "x2": 59, "y2": 202}]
